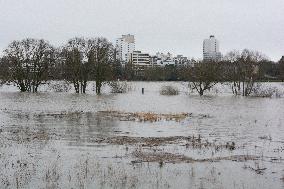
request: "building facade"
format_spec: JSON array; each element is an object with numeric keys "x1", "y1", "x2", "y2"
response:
[
  {"x1": 152, "y1": 52, "x2": 175, "y2": 66},
  {"x1": 127, "y1": 51, "x2": 151, "y2": 66},
  {"x1": 126, "y1": 50, "x2": 151, "y2": 77},
  {"x1": 150, "y1": 53, "x2": 194, "y2": 67},
  {"x1": 116, "y1": 34, "x2": 135, "y2": 62},
  {"x1": 174, "y1": 55, "x2": 189, "y2": 66},
  {"x1": 203, "y1": 35, "x2": 222, "y2": 61}
]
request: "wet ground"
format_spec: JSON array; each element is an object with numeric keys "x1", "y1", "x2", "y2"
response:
[{"x1": 0, "y1": 82, "x2": 284, "y2": 188}]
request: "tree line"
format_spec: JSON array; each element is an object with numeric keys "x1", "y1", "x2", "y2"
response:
[
  {"x1": 0, "y1": 37, "x2": 116, "y2": 94},
  {"x1": 0, "y1": 37, "x2": 283, "y2": 95}
]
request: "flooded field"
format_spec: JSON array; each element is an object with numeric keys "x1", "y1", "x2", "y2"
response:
[{"x1": 0, "y1": 82, "x2": 284, "y2": 189}]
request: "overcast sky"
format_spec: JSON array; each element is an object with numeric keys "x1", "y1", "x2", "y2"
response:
[{"x1": 0, "y1": 0, "x2": 283, "y2": 61}]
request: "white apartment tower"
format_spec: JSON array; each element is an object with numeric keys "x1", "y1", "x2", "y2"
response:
[
  {"x1": 116, "y1": 34, "x2": 135, "y2": 62},
  {"x1": 203, "y1": 35, "x2": 222, "y2": 61}
]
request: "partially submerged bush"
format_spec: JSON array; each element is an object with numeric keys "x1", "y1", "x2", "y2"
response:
[
  {"x1": 251, "y1": 83, "x2": 283, "y2": 98},
  {"x1": 48, "y1": 81, "x2": 71, "y2": 92},
  {"x1": 109, "y1": 81, "x2": 131, "y2": 93},
  {"x1": 160, "y1": 85, "x2": 179, "y2": 95}
]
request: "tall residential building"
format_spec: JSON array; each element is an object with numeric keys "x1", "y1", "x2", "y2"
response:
[
  {"x1": 203, "y1": 35, "x2": 222, "y2": 61},
  {"x1": 116, "y1": 34, "x2": 135, "y2": 62}
]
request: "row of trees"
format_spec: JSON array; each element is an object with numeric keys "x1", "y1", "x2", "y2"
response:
[
  {"x1": 0, "y1": 37, "x2": 283, "y2": 96},
  {"x1": 188, "y1": 49, "x2": 270, "y2": 96},
  {"x1": 0, "y1": 37, "x2": 115, "y2": 94}
]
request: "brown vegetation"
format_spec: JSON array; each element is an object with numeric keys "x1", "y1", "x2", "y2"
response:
[
  {"x1": 96, "y1": 110, "x2": 191, "y2": 122},
  {"x1": 93, "y1": 135, "x2": 236, "y2": 152},
  {"x1": 131, "y1": 150, "x2": 258, "y2": 164}
]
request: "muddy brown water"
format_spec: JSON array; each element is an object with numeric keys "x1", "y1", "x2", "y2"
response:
[{"x1": 0, "y1": 82, "x2": 284, "y2": 188}]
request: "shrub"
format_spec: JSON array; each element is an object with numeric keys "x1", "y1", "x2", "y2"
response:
[
  {"x1": 109, "y1": 81, "x2": 131, "y2": 93},
  {"x1": 160, "y1": 85, "x2": 179, "y2": 95},
  {"x1": 48, "y1": 81, "x2": 71, "y2": 92},
  {"x1": 251, "y1": 84, "x2": 283, "y2": 98}
]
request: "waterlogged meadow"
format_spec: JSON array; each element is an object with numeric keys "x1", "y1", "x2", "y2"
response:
[{"x1": 0, "y1": 82, "x2": 284, "y2": 189}]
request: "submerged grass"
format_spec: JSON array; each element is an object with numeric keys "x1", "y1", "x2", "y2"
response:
[
  {"x1": 96, "y1": 110, "x2": 191, "y2": 122},
  {"x1": 131, "y1": 150, "x2": 259, "y2": 163}
]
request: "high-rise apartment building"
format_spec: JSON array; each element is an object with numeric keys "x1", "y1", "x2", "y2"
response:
[
  {"x1": 203, "y1": 35, "x2": 222, "y2": 61},
  {"x1": 116, "y1": 34, "x2": 135, "y2": 62}
]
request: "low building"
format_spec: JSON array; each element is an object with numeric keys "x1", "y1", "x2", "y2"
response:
[
  {"x1": 152, "y1": 52, "x2": 175, "y2": 66},
  {"x1": 127, "y1": 50, "x2": 151, "y2": 77},
  {"x1": 174, "y1": 55, "x2": 189, "y2": 66},
  {"x1": 127, "y1": 51, "x2": 151, "y2": 66},
  {"x1": 151, "y1": 53, "x2": 195, "y2": 67}
]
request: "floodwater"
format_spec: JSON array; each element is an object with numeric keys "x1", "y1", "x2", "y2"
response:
[{"x1": 0, "y1": 82, "x2": 284, "y2": 189}]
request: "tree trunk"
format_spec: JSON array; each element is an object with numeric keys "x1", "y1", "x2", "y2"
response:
[
  {"x1": 19, "y1": 82, "x2": 26, "y2": 92},
  {"x1": 242, "y1": 81, "x2": 245, "y2": 96},
  {"x1": 82, "y1": 81, "x2": 87, "y2": 93},
  {"x1": 74, "y1": 81, "x2": 79, "y2": 93},
  {"x1": 96, "y1": 80, "x2": 101, "y2": 94}
]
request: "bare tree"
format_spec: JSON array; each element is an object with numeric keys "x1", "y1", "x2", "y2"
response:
[
  {"x1": 224, "y1": 50, "x2": 242, "y2": 95},
  {"x1": 224, "y1": 49, "x2": 268, "y2": 96},
  {"x1": 0, "y1": 57, "x2": 9, "y2": 85},
  {"x1": 62, "y1": 37, "x2": 114, "y2": 94},
  {"x1": 4, "y1": 38, "x2": 54, "y2": 92},
  {"x1": 279, "y1": 56, "x2": 284, "y2": 81},
  {"x1": 189, "y1": 61, "x2": 220, "y2": 96},
  {"x1": 62, "y1": 37, "x2": 90, "y2": 93},
  {"x1": 87, "y1": 37, "x2": 113, "y2": 94},
  {"x1": 123, "y1": 60, "x2": 135, "y2": 80},
  {"x1": 49, "y1": 48, "x2": 65, "y2": 80}
]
